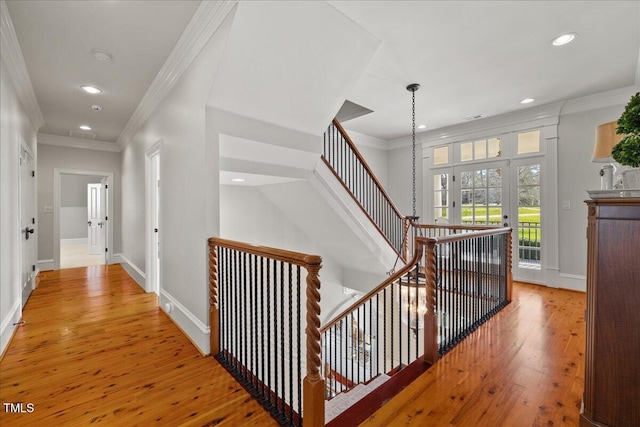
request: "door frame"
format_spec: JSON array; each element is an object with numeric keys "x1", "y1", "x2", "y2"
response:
[
  {"x1": 19, "y1": 140, "x2": 37, "y2": 306},
  {"x1": 145, "y1": 140, "x2": 162, "y2": 295},
  {"x1": 53, "y1": 168, "x2": 114, "y2": 270}
]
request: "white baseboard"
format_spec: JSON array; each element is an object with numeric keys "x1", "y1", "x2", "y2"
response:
[
  {"x1": 557, "y1": 273, "x2": 586, "y2": 292},
  {"x1": 1, "y1": 299, "x2": 22, "y2": 358},
  {"x1": 160, "y1": 290, "x2": 210, "y2": 355},
  {"x1": 61, "y1": 238, "x2": 88, "y2": 245},
  {"x1": 37, "y1": 259, "x2": 54, "y2": 271},
  {"x1": 114, "y1": 253, "x2": 145, "y2": 290}
]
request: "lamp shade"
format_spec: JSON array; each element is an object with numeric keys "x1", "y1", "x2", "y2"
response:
[{"x1": 592, "y1": 121, "x2": 624, "y2": 162}]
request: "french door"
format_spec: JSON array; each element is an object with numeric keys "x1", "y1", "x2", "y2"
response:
[{"x1": 452, "y1": 160, "x2": 511, "y2": 228}]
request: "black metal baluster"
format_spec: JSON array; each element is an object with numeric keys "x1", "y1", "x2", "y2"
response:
[{"x1": 279, "y1": 261, "x2": 285, "y2": 423}]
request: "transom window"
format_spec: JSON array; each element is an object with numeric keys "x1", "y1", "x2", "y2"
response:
[{"x1": 460, "y1": 137, "x2": 501, "y2": 162}]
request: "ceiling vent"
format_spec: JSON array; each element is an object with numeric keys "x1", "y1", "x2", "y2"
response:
[
  {"x1": 462, "y1": 114, "x2": 483, "y2": 121},
  {"x1": 69, "y1": 130, "x2": 96, "y2": 140}
]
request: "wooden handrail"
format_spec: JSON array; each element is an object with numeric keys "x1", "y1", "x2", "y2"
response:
[
  {"x1": 320, "y1": 244, "x2": 423, "y2": 334},
  {"x1": 329, "y1": 119, "x2": 405, "y2": 221},
  {"x1": 208, "y1": 237, "x2": 322, "y2": 267},
  {"x1": 417, "y1": 227, "x2": 512, "y2": 245}
]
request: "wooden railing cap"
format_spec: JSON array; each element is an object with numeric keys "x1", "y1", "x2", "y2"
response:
[{"x1": 208, "y1": 237, "x2": 322, "y2": 268}]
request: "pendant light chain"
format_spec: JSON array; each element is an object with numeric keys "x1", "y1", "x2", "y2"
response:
[{"x1": 411, "y1": 89, "x2": 416, "y2": 218}]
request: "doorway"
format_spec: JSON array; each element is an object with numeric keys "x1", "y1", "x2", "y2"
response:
[
  {"x1": 19, "y1": 143, "x2": 36, "y2": 306},
  {"x1": 53, "y1": 169, "x2": 113, "y2": 270},
  {"x1": 146, "y1": 142, "x2": 161, "y2": 295}
]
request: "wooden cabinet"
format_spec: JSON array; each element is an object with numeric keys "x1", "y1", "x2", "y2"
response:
[{"x1": 581, "y1": 198, "x2": 640, "y2": 427}]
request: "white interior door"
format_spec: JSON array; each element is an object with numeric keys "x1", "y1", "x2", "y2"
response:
[
  {"x1": 20, "y1": 145, "x2": 36, "y2": 306},
  {"x1": 101, "y1": 177, "x2": 109, "y2": 264},
  {"x1": 151, "y1": 153, "x2": 160, "y2": 295},
  {"x1": 87, "y1": 183, "x2": 103, "y2": 255},
  {"x1": 452, "y1": 160, "x2": 511, "y2": 227}
]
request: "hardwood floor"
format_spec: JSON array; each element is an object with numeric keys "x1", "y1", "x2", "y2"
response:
[
  {"x1": 1, "y1": 267, "x2": 586, "y2": 426},
  {"x1": 0, "y1": 265, "x2": 277, "y2": 426},
  {"x1": 360, "y1": 282, "x2": 586, "y2": 427}
]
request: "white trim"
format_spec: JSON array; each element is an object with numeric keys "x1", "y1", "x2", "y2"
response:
[
  {"x1": 560, "y1": 85, "x2": 639, "y2": 116},
  {"x1": 145, "y1": 141, "x2": 162, "y2": 295},
  {"x1": 37, "y1": 259, "x2": 54, "y2": 271},
  {"x1": 117, "y1": 0, "x2": 238, "y2": 148},
  {"x1": 557, "y1": 273, "x2": 586, "y2": 292},
  {"x1": 160, "y1": 290, "x2": 210, "y2": 355},
  {"x1": 38, "y1": 133, "x2": 120, "y2": 153},
  {"x1": 0, "y1": 298, "x2": 21, "y2": 357},
  {"x1": 53, "y1": 169, "x2": 114, "y2": 270},
  {"x1": 0, "y1": 1, "x2": 45, "y2": 129},
  {"x1": 60, "y1": 238, "x2": 87, "y2": 245},
  {"x1": 114, "y1": 253, "x2": 146, "y2": 289}
]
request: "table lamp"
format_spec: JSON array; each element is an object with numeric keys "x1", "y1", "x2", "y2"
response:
[{"x1": 592, "y1": 121, "x2": 623, "y2": 189}]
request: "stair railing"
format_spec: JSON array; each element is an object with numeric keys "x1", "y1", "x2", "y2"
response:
[
  {"x1": 323, "y1": 119, "x2": 410, "y2": 260},
  {"x1": 208, "y1": 238, "x2": 324, "y2": 427},
  {"x1": 319, "y1": 226, "x2": 512, "y2": 409}
]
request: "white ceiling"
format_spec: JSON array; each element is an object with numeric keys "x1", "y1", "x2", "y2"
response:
[
  {"x1": 5, "y1": 1, "x2": 640, "y2": 145},
  {"x1": 6, "y1": 0, "x2": 200, "y2": 143}
]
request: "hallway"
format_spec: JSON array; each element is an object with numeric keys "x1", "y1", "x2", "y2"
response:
[{"x1": 0, "y1": 265, "x2": 276, "y2": 426}]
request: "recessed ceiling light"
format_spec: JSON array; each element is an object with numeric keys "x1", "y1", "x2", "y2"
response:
[
  {"x1": 79, "y1": 125, "x2": 92, "y2": 130},
  {"x1": 91, "y1": 104, "x2": 103, "y2": 111},
  {"x1": 81, "y1": 85, "x2": 102, "y2": 94},
  {"x1": 551, "y1": 33, "x2": 577, "y2": 46},
  {"x1": 520, "y1": 98, "x2": 535, "y2": 104},
  {"x1": 231, "y1": 178, "x2": 245, "y2": 182},
  {"x1": 417, "y1": 124, "x2": 427, "y2": 129},
  {"x1": 92, "y1": 50, "x2": 112, "y2": 62}
]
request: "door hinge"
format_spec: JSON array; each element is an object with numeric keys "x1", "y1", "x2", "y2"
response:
[
  {"x1": 32, "y1": 218, "x2": 35, "y2": 224},
  {"x1": 31, "y1": 170, "x2": 35, "y2": 177},
  {"x1": 452, "y1": 175, "x2": 456, "y2": 182},
  {"x1": 105, "y1": 248, "x2": 108, "y2": 253},
  {"x1": 157, "y1": 179, "x2": 160, "y2": 188},
  {"x1": 105, "y1": 216, "x2": 108, "y2": 221},
  {"x1": 453, "y1": 201, "x2": 456, "y2": 207},
  {"x1": 32, "y1": 265, "x2": 36, "y2": 272},
  {"x1": 105, "y1": 184, "x2": 108, "y2": 189}
]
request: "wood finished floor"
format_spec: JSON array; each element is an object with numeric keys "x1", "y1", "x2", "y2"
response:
[
  {"x1": 0, "y1": 265, "x2": 277, "y2": 426},
  {"x1": 1, "y1": 266, "x2": 586, "y2": 426},
  {"x1": 360, "y1": 282, "x2": 586, "y2": 427}
]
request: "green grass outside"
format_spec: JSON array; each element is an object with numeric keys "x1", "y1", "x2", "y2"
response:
[{"x1": 460, "y1": 205, "x2": 541, "y2": 243}]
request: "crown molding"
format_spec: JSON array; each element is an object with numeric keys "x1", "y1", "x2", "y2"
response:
[
  {"x1": 38, "y1": 133, "x2": 120, "y2": 153},
  {"x1": 559, "y1": 85, "x2": 639, "y2": 116},
  {"x1": 389, "y1": 101, "x2": 564, "y2": 150},
  {"x1": 0, "y1": 0, "x2": 45, "y2": 129},
  {"x1": 117, "y1": 0, "x2": 237, "y2": 148}
]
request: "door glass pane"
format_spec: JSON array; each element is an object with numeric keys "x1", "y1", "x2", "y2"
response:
[
  {"x1": 474, "y1": 169, "x2": 487, "y2": 187},
  {"x1": 433, "y1": 173, "x2": 449, "y2": 221},
  {"x1": 517, "y1": 164, "x2": 541, "y2": 268}
]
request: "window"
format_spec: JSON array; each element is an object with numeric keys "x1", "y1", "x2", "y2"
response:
[
  {"x1": 460, "y1": 167, "x2": 503, "y2": 225},
  {"x1": 517, "y1": 164, "x2": 541, "y2": 267},
  {"x1": 433, "y1": 146, "x2": 449, "y2": 165},
  {"x1": 517, "y1": 130, "x2": 540, "y2": 154},
  {"x1": 433, "y1": 173, "x2": 449, "y2": 221},
  {"x1": 460, "y1": 138, "x2": 501, "y2": 162}
]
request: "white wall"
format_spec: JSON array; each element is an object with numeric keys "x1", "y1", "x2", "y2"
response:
[
  {"x1": 37, "y1": 144, "x2": 121, "y2": 261},
  {"x1": 0, "y1": 58, "x2": 38, "y2": 355},
  {"x1": 220, "y1": 185, "x2": 351, "y2": 322},
  {"x1": 120, "y1": 10, "x2": 235, "y2": 354},
  {"x1": 557, "y1": 105, "x2": 625, "y2": 284},
  {"x1": 386, "y1": 144, "x2": 424, "y2": 219}
]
